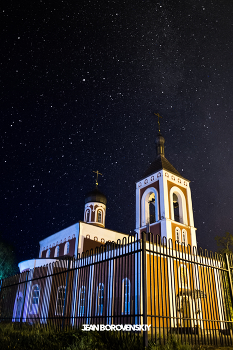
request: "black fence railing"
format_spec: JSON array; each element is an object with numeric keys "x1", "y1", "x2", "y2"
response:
[{"x1": 0, "y1": 232, "x2": 233, "y2": 348}]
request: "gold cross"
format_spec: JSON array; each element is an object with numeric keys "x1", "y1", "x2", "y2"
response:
[
  {"x1": 93, "y1": 170, "x2": 102, "y2": 187},
  {"x1": 154, "y1": 113, "x2": 162, "y2": 133}
]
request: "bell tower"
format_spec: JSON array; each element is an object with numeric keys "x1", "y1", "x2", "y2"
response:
[{"x1": 135, "y1": 132, "x2": 197, "y2": 249}]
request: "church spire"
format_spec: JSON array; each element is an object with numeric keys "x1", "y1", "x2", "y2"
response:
[
  {"x1": 154, "y1": 112, "x2": 165, "y2": 157},
  {"x1": 155, "y1": 133, "x2": 165, "y2": 158}
]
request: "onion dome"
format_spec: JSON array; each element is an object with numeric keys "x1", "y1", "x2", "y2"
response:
[{"x1": 85, "y1": 187, "x2": 107, "y2": 205}]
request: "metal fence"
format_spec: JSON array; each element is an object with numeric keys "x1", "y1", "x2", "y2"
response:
[{"x1": 0, "y1": 232, "x2": 233, "y2": 348}]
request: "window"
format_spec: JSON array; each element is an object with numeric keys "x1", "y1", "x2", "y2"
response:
[
  {"x1": 46, "y1": 249, "x2": 50, "y2": 258},
  {"x1": 55, "y1": 286, "x2": 66, "y2": 315},
  {"x1": 64, "y1": 242, "x2": 70, "y2": 255},
  {"x1": 78, "y1": 286, "x2": 85, "y2": 317},
  {"x1": 173, "y1": 193, "x2": 180, "y2": 222},
  {"x1": 55, "y1": 246, "x2": 60, "y2": 257},
  {"x1": 86, "y1": 209, "x2": 90, "y2": 222},
  {"x1": 30, "y1": 285, "x2": 40, "y2": 314},
  {"x1": 175, "y1": 227, "x2": 181, "y2": 243},
  {"x1": 122, "y1": 278, "x2": 130, "y2": 315},
  {"x1": 94, "y1": 236, "x2": 98, "y2": 241},
  {"x1": 96, "y1": 283, "x2": 104, "y2": 316},
  {"x1": 97, "y1": 210, "x2": 102, "y2": 223},
  {"x1": 182, "y1": 229, "x2": 187, "y2": 245},
  {"x1": 101, "y1": 238, "x2": 105, "y2": 243},
  {"x1": 141, "y1": 187, "x2": 159, "y2": 227}
]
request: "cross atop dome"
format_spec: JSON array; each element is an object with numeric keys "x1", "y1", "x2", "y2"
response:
[{"x1": 93, "y1": 170, "x2": 102, "y2": 188}]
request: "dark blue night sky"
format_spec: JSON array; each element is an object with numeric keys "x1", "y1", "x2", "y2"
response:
[{"x1": 1, "y1": 0, "x2": 233, "y2": 265}]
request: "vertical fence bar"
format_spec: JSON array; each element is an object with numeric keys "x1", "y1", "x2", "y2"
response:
[
  {"x1": 62, "y1": 259, "x2": 71, "y2": 330},
  {"x1": 225, "y1": 253, "x2": 233, "y2": 341},
  {"x1": 142, "y1": 231, "x2": 148, "y2": 348},
  {"x1": 20, "y1": 270, "x2": 29, "y2": 323}
]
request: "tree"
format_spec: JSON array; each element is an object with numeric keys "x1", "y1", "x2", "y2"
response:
[
  {"x1": 215, "y1": 231, "x2": 233, "y2": 254},
  {"x1": 0, "y1": 237, "x2": 18, "y2": 280}
]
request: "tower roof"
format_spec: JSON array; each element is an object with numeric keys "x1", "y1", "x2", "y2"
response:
[
  {"x1": 85, "y1": 187, "x2": 107, "y2": 205},
  {"x1": 143, "y1": 154, "x2": 181, "y2": 178},
  {"x1": 143, "y1": 132, "x2": 185, "y2": 179}
]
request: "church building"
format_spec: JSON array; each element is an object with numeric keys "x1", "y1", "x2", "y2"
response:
[
  {"x1": 18, "y1": 131, "x2": 197, "y2": 273},
  {"x1": 6, "y1": 129, "x2": 228, "y2": 338}
]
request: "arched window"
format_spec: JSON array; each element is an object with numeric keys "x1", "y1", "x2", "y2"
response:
[
  {"x1": 64, "y1": 242, "x2": 70, "y2": 255},
  {"x1": 55, "y1": 246, "x2": 60, "y2": 257},
  {"x1": 86, "y1": 209, "x2": 90, "y2": 222},
  {"x1": 30, "y1": 285, "x2": 40, "y2": 314},
  {"x1": 182, "y1": 229, "x2": 187, "y2": 245},
  {"x1": 175, "y1": 227, "x2": 181, "y2": 243},
  {"x1": 149, "y1": 194, "x2": 156, "y2": 224},
  {"x1": 122, "y1": 278, "x2": 130, "y2": 315},
  {"x1": 55, "y1": 286, "x2": 66, "y2": 315},
  {"x1": 78, "y1": 286, "x2": 85, "y2": 317},
  {"x1": 97, "y1": 210, "x2": 102, "y2": 223},
  {"x1": 46, "y1": 249, "x2": 50, "y2": 258},
  {"x1": 170, "y1": 187, "x2": 188, "y2": 225},
  {"x1": 173, "y1": 193, "x2": 180, "y2": 222},
  {"x1": 96, "y1": 283, "x2": 104, "y2": 316},
  {"x1": 141, "y1": 187, "x2": 159, "y2": 227}
]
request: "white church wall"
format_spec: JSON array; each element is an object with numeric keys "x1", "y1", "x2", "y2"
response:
[
  {"x1": 39, "y1": 222, "x2": 80, "y2": 258},
  {"x1": 78, "y1": 222, "x2": 130, "y2": 255}
]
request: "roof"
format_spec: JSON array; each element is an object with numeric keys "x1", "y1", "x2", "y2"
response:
[
  {"x1": 140, "y1": 132, "x2": 189, "y2": 181},
  {"x1": 144, "y1": 155, "x2": 181, "y2": 178},
  {"x1": 85, "y1": 187, "x2": 107, "y2": 205}
]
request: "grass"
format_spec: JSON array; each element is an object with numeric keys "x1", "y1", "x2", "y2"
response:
[
  {"x1": 0, "y1": 323, "x2": 143, "y2": 350},
  {"x1": 0, "y1": 323, "x2": 228, "y2": 350}
]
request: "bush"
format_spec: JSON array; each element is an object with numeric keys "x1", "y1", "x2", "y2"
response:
[
  {"x1": 1, "y1": 324, "x2": 218, "y2": 350},
  {"x1": 148, "y1": 335, "x2": 196, "y2": 350},
  {"x1": 0, "y1": 323, "x2": 143, "y2": 350}
]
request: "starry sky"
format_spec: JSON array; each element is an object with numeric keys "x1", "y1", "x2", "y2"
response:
[{"x1": 1, "y1": 0, "x2": 233, "y2": 265}]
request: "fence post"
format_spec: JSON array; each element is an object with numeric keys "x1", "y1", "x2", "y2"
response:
[
  {"x1": 142, "y1": 231, "x2": 148, "y2": 348},
  {"x1": 20, "y1": 270, "x2": 29, "y2": 323},
  {"x1": 62, "y1": 258, "x2": 71, "y2": 330}
]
